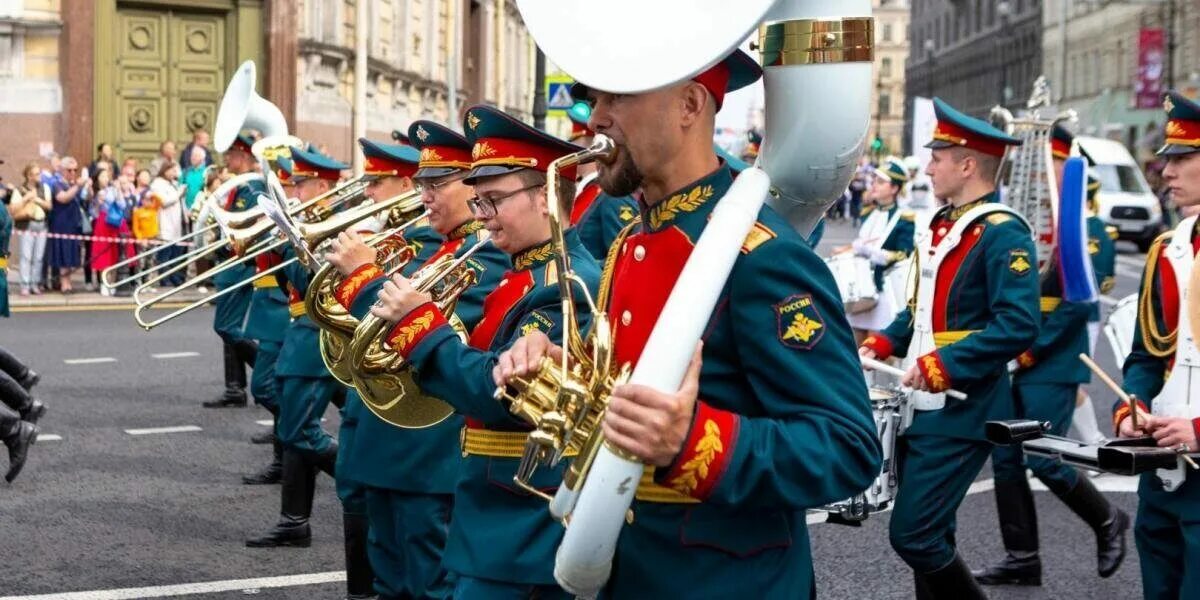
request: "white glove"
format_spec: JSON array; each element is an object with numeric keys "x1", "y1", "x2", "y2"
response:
[
  {"x1": 851, "y1": 239, "x2": 868, "y2": 257},
  {"x1": 867, "y1": 247, "x2": 890, "y2": 266}
]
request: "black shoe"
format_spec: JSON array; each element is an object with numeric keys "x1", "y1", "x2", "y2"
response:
[
  {"x1": 971, "y1": 553, "x2": 1042, "y2": 586},
  {"x1": 344, "y1": 512, "x2": 376, "y2": 598},
  {"x1": 4, "y1": 421, "x2": 38, "y2": 483},
  {"x1": 19, "y1": 370, "x2": 39, "y2": 392},
  {"x1": 244, "y1": 516, "x2": 312, "y2": 548},
  {"x1": 251, "y1": 430, "x2": 275, "y2": 445},
  {"x1": 1055, "y1": 477, "x2": 1129, "y2": 578},
  {"x1": 205, "y1": 343, "x2": 248, "y2": 408},
  {"x1": 242, "y1": 462, "x2": 282, "y2": 485},
  {"x1": 922, "y1": 555, "x2": 987, "y2": 600},
  {"x1": 203, "y1": 394, "x2": 247, "y2": 408},
  {"x1": 20, "y1": 400, "x2": 46, "y2": 425}
]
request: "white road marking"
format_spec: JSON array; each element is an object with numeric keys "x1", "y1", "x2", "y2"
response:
[
  {"x1": 1115, "y1": 265, "x2": 1144, "y2": 279},
  {"x1": 124, "y1": 426, "x2": 202, "y2": 436},
  {"x1": 1115, "y1": 254, "x2": 1146, "y2": 268},
  {"x1": 63, "y1": 357, "x2": 116, "y2": 365},
  {"x1": 150, "y1": 352, "x2": 200, "y2": 359},
  {"x1": 37, "y1": 434, "x2": 62, "y2": 442},
  {"x1": 255, "y1": 419, "x2": 273, "y2": 426},
  {"x1": 0, "y1": 571, "x2": 346, "y2": 600}
]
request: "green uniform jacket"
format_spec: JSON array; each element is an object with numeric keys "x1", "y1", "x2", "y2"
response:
[
  {"x1": 212, "y1": 179, "x2": 263, "y2": 289},
  {"x1": 1122, "y1": 228, "x2": 1189, "y2": 405},
  {"x1": 597, "y1": 165, "x2": 881, "y2": 598},
  {"x1": 336, "y1": 223, "x2": 509, "y2": 494},
  {"x1": 1087, "y1": 216, "x2": 1117, "y2": 322},
  {"x1": 871, "y1": 203, "x2": 915, "y2": 291},
  {"x1": 866, "y1": 194, "x2": 1041, "y2": 440},
  {"x1": 274, "y1": 244, "x2": 327, "y2": 378},
  {"x1": 1012, "y1": 260, "x2": 1092, "y2": 385},
  {"x1": 577, "y1": 191, "x2": 638, "y2": 260}
]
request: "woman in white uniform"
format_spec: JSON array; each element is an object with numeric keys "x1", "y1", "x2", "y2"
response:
[{"x1": 845, "y1": 157, "x2": 916, "y2": 343}]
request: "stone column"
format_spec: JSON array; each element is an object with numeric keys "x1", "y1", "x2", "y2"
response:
[
  {"x1": 60, "y1": 0, "x2": 95, "y2": 162},
  {"x1": 264, "y1": 0, "x2": 298, "y2": 125}
]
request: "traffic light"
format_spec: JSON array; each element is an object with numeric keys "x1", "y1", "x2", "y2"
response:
[{"x1": 871, "y1": 136, "x2": 884, "y2": 153}]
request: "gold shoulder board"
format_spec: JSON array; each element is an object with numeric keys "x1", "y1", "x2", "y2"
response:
[{"x1": 741, "y1": 222, "x2": 777, "y2": 254}]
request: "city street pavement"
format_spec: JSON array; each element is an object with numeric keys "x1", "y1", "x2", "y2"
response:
[{"x1": 0, "y1": 218, "x2": 1154, "y2": 599}]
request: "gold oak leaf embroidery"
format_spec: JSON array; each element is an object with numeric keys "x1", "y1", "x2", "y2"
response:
[
  {"x1": 515, "y1": 244, "x2": 553, "y2": 270},
  {"x1": 783, "y1": 312, "x2": 823, "y2": 344},
  {"x1": 337, "y1": 267, "x2": 379, "y2": 306},
  {"x1": 650, "y1": 185, "x2": 714, "y2": 229},
  {"x1": 668, "y1": 419, "x2": 723, "y2": 496},
  {"x1": 391, "y1": 311, "x2": 435, "y2": 349},
  {"x1": 921, "y1": 355, "x2": 946, "y2": 389},
  {"x1": 472, "y1": 141, "x2": 497, "y2": 161},
  {"x1": 420, "y1": 148, "x2": 442, "y2": 162}
]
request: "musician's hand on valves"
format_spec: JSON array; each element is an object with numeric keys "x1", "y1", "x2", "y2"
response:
[
  {"x1": 491, "y1": 331, "x2": 564, "y2": 387},
  {"x1": 901, "y1": 363, "x2": 930, "y2": 392},
  {"x1": 326, "y1": 230, "x2": 377, "y2": 277},
  {"x1": 1143, "y1": 415, "x2": 1199, "y2": 453},
  {"x1": 602, "y1": 343, "x2": 703, "y2": 467},
  {"x1": 370, "y1": 275, "x2": 430, "y2": 321}
]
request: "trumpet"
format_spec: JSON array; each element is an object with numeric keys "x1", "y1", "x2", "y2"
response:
[
  {"x1": 345, "y1": 236, "x2": 493, "y2": 428},
  {"x1": 132, "y1": 187, "x2": 413, "y2": 331},
  {"x1": 305, "y1": 211, "x2": 431, "y2": 386}
]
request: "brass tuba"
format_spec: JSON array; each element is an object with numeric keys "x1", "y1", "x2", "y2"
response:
[{"x1": 344, "y1": 237, "x2": 492, "y2": 428}]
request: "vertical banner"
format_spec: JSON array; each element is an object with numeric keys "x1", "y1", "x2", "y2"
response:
[
  {"x1": 911, "y1": 96, "x2": 935, "y2": 172},
  {"x1": 1134, "y1": 28, "x2": 1165, "y2": 109}
]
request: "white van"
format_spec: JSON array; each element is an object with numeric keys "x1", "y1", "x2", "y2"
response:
[{"x1": 1077, "y1": 136, "x2": 1164, "y2": 252}]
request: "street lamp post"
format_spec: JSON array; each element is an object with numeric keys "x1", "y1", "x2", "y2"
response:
[
  {"x1": 997, "y1": 1, "x2": 1012, "y2": 107},
  {"x1": 924, "y1": 38, "x2": 936, "y2": 99}
]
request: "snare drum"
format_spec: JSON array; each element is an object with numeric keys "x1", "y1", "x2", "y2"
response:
[
  {"x1": 822, "y1": 387, "x2": 903, "y2": 522},
  {"x1": 825, "y1": 253, "x2": 878, "y2": 314}
]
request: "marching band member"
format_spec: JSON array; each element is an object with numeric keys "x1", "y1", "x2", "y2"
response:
[
  {"x1": 1073, "y1": 169, "x2": 1118, "y2": 445},
  {"x1": 566, "y1": 101, "x2": 638, "y2": 260},
  {"x1": 1116, "y1": 90, "x2": 1200, "y2": 600},
  {"x1": 360, "y1": 105, "x2": 598, "y2": 598},
  {"x1": 973, "y1": 124, "x2": 1129, "y2": 587},
  {"x1": 326, "y1": 120, "x2": 508, "y2": 599},
  {"x1": 498, "y1": 50, "x2": 882, "y2": 598},
  {"x1": 846, "y1": 156, "x2": 915, "y2": 344},
  {"x1": 203, "y1": 133, "x2": 262, "y2": 414},
  {"x1": 860, "y1": 98, "x2": 1040, "y2": 599}
]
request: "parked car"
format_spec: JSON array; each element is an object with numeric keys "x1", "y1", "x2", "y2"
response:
[{"x1": 1077, "y1": 136, "x2": 1164, "y2": 252}]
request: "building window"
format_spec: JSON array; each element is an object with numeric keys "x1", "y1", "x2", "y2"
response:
[
  {"x1": 878, "y1": 92, "x2": 891, "y2": 118},
  {"x1": 307, "y1": 0, "x2": 339, "y2": 43},
  {"x1": 881, "y1": 57, "x2": 892, "y2": 78},
  {"x1": 0, "y1": 31, "x2": 14, "y2": 79},
  {"x1": 883, "y1": 22, "x2": 893, "y2": 43}
]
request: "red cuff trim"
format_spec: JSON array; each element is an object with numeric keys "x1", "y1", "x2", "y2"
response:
[
  {"x1": 1016, "y1": 350, "x2": 1036, "y2": 369},
  {"x1": 918, "y1": 351, "x2": 952, "y2": 393},
  {"x1": 384, "y1": 303, "x2": 449, "y2": 358},
  {"x1": 1112, "y1": 398, "x2": 1151, "y2": 431},
  {"x1": 335, "y1": 264, "x2": 383, "y2": 310},
  {"x1": 1193, "y1": 417, "x2": 1200, "y2": 445},
  {"x1": 861, "y1": 334, "x2": 895, "y2": 360},
  {"x1": 661, "y1": 401, "x2": 739, "y2": 501}
]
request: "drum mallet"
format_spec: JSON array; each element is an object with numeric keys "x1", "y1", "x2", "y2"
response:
[{"x1": 861, "y1": 357, "x2": 967, "y2": 401}]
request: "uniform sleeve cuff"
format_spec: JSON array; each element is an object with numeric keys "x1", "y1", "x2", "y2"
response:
[
  {"x1": 1193, "y1": 418, "x2": 1200, "y2": 445},
  {"x1": 658, "y1": 400, "x2": 740, "y2": 501},
  {"x1": 918, "y1": 351, "x2": 952, "y2": 393},
  {"x1": 861, "y1": 334, "x2": 895, "y2": 360},
  {"x1": 1112, "y1": 398, "x2": 1150, "y2": 431},
  {"x1": 1016, "y1": 350, "x2": 1036, "y2": 369},
  {"x1": 335, "y1": 264, "x2": 384, "y2": 310},
  {"x1": 384, "y1": 303, "x2": 450, "y2": 358}
]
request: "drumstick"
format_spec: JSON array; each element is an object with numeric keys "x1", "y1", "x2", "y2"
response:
[
  {"x1": 861, "y1": 356, "x2": 967, "y2": 401},
  {"x1": 1079, "y1": 353, "x2": 1198, "y2": 470}
]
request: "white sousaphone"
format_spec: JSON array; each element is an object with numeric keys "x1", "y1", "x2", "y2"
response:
[{"x1": 516, "y1": 0, "x2": 873, "y2": 596}]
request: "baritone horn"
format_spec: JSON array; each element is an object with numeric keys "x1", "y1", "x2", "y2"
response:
[
  {"x1": 345, "y1": 236, "x2": 492, "y2": 428},
  {"x1": 514, "y1": 1, "x2": 874, "y2": 596}
]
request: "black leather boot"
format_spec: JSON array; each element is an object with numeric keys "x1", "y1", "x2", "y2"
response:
[
  {"x1": 973, "y1": 478, "x2": 1041, "y2": 586},
  {"x1": 18, "y1": 370, "x2": 39, "y2": 392},
  {"x1": 234, "y1": 338, "x2": 258, "y2": 370},
  {"x1": 0, "y1": 347, "x2": 34, "y2": 389},
  {"x1": 251, "y1": 429, "x2": 276, "y2": 445},
  {"x1": 0, "y1": 370, "x2": 43, "y2": 424},
  {"x1": 1055, "y1": 476, "x2": 1129, "y2": 577},
  {"x1": 313, "y1": 441, "x2": 338, "y2": 478},
  {"x1": 1, "y1": 405, "x2": 38, "y2": 483},
  {"x1": 925, "y1": 555, "x2": 987, "y2": 600},
  {"x1": 246, "y1": 450, "x2": 315, "y2": 548},
  {"x1": 243, "y1": 434, "x2": 283, "y2": 485},
  {"x1": 343, "y1": 512, "x2": 376, "y2": 599},
  {"x1": 203, "y1": 343, "x2": 248, "y2": 408}
]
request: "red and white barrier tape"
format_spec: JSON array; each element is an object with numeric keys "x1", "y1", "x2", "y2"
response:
[{"x1": 11, "y1": 228, "x2": 195, "y2": 247}]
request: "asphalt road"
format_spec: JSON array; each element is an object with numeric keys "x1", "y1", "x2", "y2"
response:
[{"x1": 0, "y1": 218, "x2": 1153, "y2": 599}]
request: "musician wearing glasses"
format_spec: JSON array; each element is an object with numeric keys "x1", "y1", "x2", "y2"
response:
[
  {"x1": 325, "y1": 121, "x2": 507, "y2": 599},
  {"x1": 972, "y1": 124, "x2": 1130, "y2": 587},
  {"x1": 859, "y1": 98, "x2": 1040, "y2": 598},
  {"x1": 564, "y1": 101, "x2": 638, "y2": 260},
  {"x1": 349, "y1": 105, "x2": 597, "y2": 599},
  {"x1": 496, "y1": 51, "x2": 882, "y2": 598},
  {"x1": 205, "y1": 133, "x2": 265, "y2": 416},
  {"x1": 1117, "y1": 90, "x2": 1200, "y2": 600}
]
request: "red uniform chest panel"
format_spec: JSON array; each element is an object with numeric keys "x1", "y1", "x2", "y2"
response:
[
  {"x1": 468, "y1": 269, "x2": 534, "y2": 350},
  {"x1": 225, "y1": 189, "x2": 238, "y2": 210},
  {"x1": 255, "y1": 252, "x2": 283, "y2": 273},
  {"x1": 425, "y1": 238, "x2": 465, "y2": 267},
  {"x1": 929, "y1": 218, "x2": 985, "y2": 332},
  {"x1": 570, "y1": 182, "x2": 602, "y2": 225},
  {"x1": 608, "y1": 227, "x2": 695, "y2": 367}
]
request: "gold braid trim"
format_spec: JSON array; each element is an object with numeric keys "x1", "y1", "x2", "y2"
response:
[
  {"x1": 597, "y1": 217, "x2": 643, "y2": 313},
  {"x1": 1138, "y1": 233, "x2": 1177, "y2": 358}
]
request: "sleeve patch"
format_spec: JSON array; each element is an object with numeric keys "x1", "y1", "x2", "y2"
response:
[
  {"x1": 774, "y1": 293, "x2": 825, "y2": 350},
  {"x1": 740, "y1": 222, "x2": 777, "y2": 254},
  {"x1": 1009, "y1": 249, "x2": 1033, "y2": 275},
  {"x1": 519, "y1": 311, "x2": 554, "y2": 336}
]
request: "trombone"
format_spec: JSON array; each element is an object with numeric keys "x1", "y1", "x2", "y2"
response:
[
  {"x1": 100, "y1": 173, "x2": 263, "y2": 294},
  {"x1": 133, "y1": 187, "x2": 421, "y2": 330}
]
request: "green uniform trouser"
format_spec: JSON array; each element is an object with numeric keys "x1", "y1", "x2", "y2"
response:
[
  {"x1": 889, "y1": 434, "x2": 992, "y2": 573},
  {"x1": 1135, "y1": 474, "x2": 1200, "y2": 599},
  {"x1": 452, "y1": 576, "x2": 570, "y2": 600},
  {"x1": 991, "y1": 382, "x2": 1080, "y2": 494},
  {"x1": 249, "y1": 341, "x2": 279, "y2": 412},
  {"x1": 275, "y1": 375, "x2": 337, "y2": 455},
  {"x1": 365, "y1": 488, "x2": 455, "y2": 599}
]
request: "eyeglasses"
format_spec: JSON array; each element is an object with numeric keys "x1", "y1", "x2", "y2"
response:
[
  {"x1": 63, "y1": 168, "x2": 78, "y2": 173},
  {"x1": 467, "y1": 184, "x2": 542, "y2": 218},
  {"x1": 414, "y1": 173, "x2": 468, "y2": 195}
]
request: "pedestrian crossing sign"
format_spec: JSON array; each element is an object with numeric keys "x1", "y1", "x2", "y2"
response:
[{"x1": 548, "y1": 82, "x2": 574, "y2": 110}]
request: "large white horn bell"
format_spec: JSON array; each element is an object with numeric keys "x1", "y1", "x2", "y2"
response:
[{"x1": 214, "y1": 60, "x2": 289, "y2": 152}]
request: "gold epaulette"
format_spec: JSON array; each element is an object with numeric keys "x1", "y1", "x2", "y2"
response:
[
  {"x1": 986, "y1": 213, "x2": 1013, "y2": 225},
  {"x1": 1105, "y1": 225, "x2": 1119, "y2": 240},
  {"x1": 1137, "y1": 233, "x2": 1177, "y2": 358},
  {"x1": 740, "y1": 222, "x2": 776, "y2": 254},
  {"x1": 900, "y1": 210, "x2": 915, "y2": 222}
]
